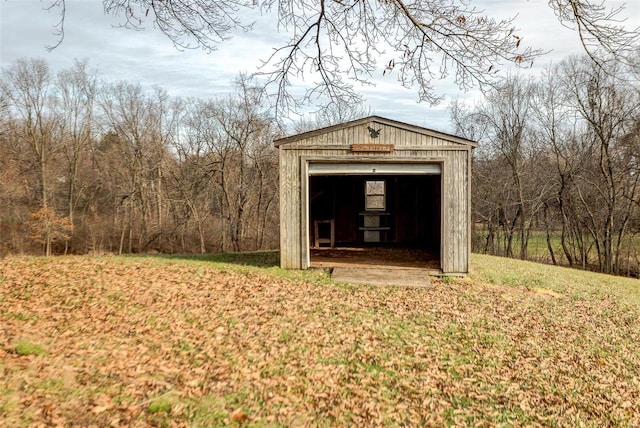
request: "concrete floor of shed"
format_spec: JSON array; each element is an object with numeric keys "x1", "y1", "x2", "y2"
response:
[{"x1": 310, "y1": 247, "x2": 440, "y2": 270}]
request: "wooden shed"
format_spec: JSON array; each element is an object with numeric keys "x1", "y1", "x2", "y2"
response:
[{"x1": 275, "y1": 115, "x2": 476, "y2": 275}]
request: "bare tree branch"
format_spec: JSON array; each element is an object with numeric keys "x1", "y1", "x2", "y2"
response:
[
  {"x1": 548, "y1": 0, "x2": 640, "y2": 68},
  {"x1": 44, "y1": 0, "x2": 67, "y2": 51},
  {"x1": 101, "y1": 0, "x2": 253, "y2": 50},
  {"x1": 40, "y1": 0, "x2": 639, "y2": 116}
]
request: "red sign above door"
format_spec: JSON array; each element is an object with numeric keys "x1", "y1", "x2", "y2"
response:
[{"x1": 351, "y1": 144, "x2": 395, "y2": 153}]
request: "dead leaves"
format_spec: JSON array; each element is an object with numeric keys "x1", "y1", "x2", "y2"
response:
[
  {"x1": 230, "y1": 408, "x2": 250, "y2": 422},
  {"x1": 91, "y1": 393, "x2": 115, "y2": 414},
  {"x1": 0, "y1": 255, "x2": 638, "y2": 426}
]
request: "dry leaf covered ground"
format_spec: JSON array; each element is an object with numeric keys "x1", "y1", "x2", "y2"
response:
[{"x1": 1, "y1": 253, "x2": 639, "y2": 427}]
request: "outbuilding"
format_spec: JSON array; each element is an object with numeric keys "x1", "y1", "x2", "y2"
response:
[{"x1": 275, "y1": 116, "x2": 476, "y2": 276}]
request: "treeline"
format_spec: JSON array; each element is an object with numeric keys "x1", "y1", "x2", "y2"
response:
[
  {"x1": 0, "y1": 58, "x2": 280, "y2": 256},
  {"x1": 4, "y1": 55, "x2": 640, "y2": 278},
  {"x1": 453, "y1": 56, "x2": 640, "y2": 276}
]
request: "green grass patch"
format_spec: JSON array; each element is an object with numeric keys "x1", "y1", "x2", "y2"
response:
[
  {"x1": 13, "y1": 341, "x2": 47, "y2": 356},
  {"x1": 6, "y1": 312, "x2": 35, "y2": 321},
  {"x1": 189, "y1": 396, "x2": 228, "y2": 426},
  {"x1": 148, "y1": 397, "x2": 174, "y2": 414},
  {"x1": 470, "y1": 253, "x2": 640, "y2": 306}
]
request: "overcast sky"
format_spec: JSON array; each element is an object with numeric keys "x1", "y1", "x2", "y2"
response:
[{"x1": 1, "y1": 0, "x2": 638, "y2": 132}]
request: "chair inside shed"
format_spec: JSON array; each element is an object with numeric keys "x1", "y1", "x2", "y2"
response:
[{"x1": 309, "y1": 174, "x2": 441, "y2": 269}]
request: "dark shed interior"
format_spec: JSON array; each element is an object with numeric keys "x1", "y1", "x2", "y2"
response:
[{"x1": 309, "y1": 174, "x2": 441, "y2": 266}]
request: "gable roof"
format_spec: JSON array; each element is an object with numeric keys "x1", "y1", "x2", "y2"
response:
[{"x1": 273, "y1": 115, "x2": 477, "y2": 148}]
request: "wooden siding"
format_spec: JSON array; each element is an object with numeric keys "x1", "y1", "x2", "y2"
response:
[
  {"x1": 281, "y1": 123, "x2": 464, "y2": 150},
  {"x1": 278, "y1": 118, "x2": 473, "y2": 274}
]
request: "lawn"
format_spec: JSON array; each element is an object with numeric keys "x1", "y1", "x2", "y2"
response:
[{"x1": 1, "y1": 252, "x2": 638, "y2": 426}]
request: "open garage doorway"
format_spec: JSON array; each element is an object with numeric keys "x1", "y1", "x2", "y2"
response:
[{"x1": 307, "y1": 164, "x2": 441, "y2": 270}]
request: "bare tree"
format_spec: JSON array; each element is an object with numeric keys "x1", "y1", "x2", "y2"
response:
[
  {"x1": 168, "y1": 98, "x2": 221, "y2": 253},
  {"x1": 0, "y1": 116, "x2": 33, "y2": 255},
  {"x1": 1, "y1": 59, "x2": 59, "y2": 211},
  {"x1": 207, "y1": 75, "x2": 275, "y2": 251},
  {"x1": 166, "y1": 82, "x2": 278, "y2": 254},
  {"x1": 455, "y1": 74, "x2": 549, "y2": 259},
  {"x1": 532, "y1": 64, "x2": 580, "y2": 267},
  {"x1": 560, "y1": 55, "x2": 640, "y2": 273},
  {"x1": 98, "y1": 82, "x2": 174, "y2": 253},
  {"x1": 55, "y1": 59, "x2": 98, "y2": 250}
]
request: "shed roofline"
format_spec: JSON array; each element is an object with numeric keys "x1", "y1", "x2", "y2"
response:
[{"x1": 273, "y1": 115, "x2": 477, "y2": 148}]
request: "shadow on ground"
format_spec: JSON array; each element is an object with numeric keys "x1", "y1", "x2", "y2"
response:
[{"x1": 150, "y1": 250, "x2": 280, "y2": 269}]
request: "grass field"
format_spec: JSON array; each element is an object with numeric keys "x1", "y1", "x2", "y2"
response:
[
  {"x1": 1, "y1": 252, "x2": 639, "y2": 426},
  {"x1": 474, "y1": 229, "x2": 640, "y2": 275}
]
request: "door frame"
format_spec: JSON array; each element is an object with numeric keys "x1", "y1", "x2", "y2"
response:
[{"x1": 300, "y1": 156, "x2": 446, "y2": 269}]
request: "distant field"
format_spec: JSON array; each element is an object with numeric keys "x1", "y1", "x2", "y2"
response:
[
  {"x1": 1, "y1": 253, "x2": 639, "y2": 426},
  {"x1": 474, "y1": 229, "x2": 640, "y2": 274}
]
